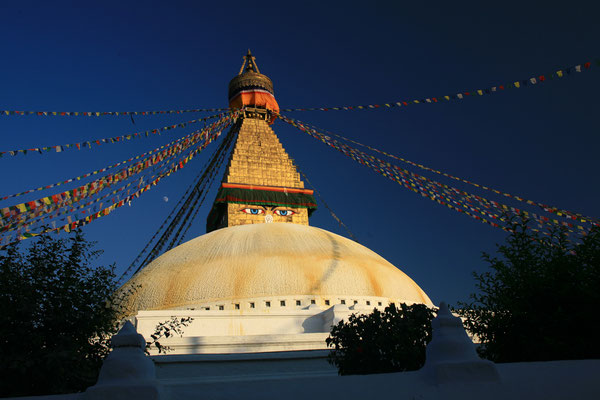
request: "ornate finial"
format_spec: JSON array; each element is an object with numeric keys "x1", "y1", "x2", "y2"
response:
[
  {"x1": 110, "y1": 320, "x2": 146, "y2": 349},
  {"x1": 238, "y1": 49, "x2": 261, "y2": 75},
  {"x1": 229, "y1": 51, "x2": 275, "y2": 105}
]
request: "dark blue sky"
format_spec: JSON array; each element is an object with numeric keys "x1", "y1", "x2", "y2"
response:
[{"x1": 1, "y1": 1, "x2": 598, "y2": 305}]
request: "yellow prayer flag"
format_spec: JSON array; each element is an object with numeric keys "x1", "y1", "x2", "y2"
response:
[
  {"x1": 514, "y1": 81, "x2": 520, "y2": 88},
  {"x1": 557, "y1": 70, "x2": 563, "y2": 77}
]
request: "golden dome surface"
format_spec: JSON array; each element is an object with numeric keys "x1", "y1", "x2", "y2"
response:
[{"x1": 120, "y1": 223, "x2": 432, "y2": 312}]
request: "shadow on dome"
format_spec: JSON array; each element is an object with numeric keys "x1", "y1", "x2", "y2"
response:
[{"x1": 309, "y1": 231, "x2": 342, "y2": 294}]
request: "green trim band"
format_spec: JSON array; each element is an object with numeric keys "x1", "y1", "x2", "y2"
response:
[{"x1": 214, "y1": 187, "x2": 317, "y2": 210}]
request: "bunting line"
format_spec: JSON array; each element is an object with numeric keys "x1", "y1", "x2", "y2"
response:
[
  {"x1": 297, "y1": 167, "x2": 359, "y2": 243},
  {"x1": 290, "y1": 119, "x2": 599, "y2": 226},
  {"x1": 118, "y1": 137, "x2": 229, "y2": 282},
  {"x1": 0, "y1": 112, "x2": 227, "y2": 157},
  {"x1": 3, "y1": 113, "x2": 237, "y2": 237},
  {"x1": 0, "y1": 116, "x2": 236, "y2": 247},
  {"x1": 278, "y1": 59, "x2": 598, "y2": 113},
  {"x1": 279, "y1": 115, "x2": 597, "y2": 237},
  {"x1": 2, "y1": 123, "x2": 226, "y2": 237},
  {"x1": 140, "y1": 127, "x2": 237, "y2": 272},
  {"x1": 2, "y1": 138, "x2": 194, "y2": 235},
  {"x1": 1, "y1": 126, "x2": 219, "y2": 201},
  {"x1": 1, "y1": 107, "x2": 228, "y2": 117},
  {"x1": 7, "y1": 177, "x2": 142, "y2": 236},
  {"x1": 0, "y1": 115, "x2": 233, "y2": 228}
]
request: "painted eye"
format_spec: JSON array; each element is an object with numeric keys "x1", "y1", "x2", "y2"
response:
[
  {"x1": 274, "y1": 209, "x2": 295, "y2": 216},
  {"x1": 241, "y1": 208, "x2": 264, "y2": 215}
]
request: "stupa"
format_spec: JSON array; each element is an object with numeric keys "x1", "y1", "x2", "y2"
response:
[{"x1": 120, "y1": 51, "x2": 433, "y2": 359}]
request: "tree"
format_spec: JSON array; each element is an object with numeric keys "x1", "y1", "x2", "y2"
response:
[
  {"x1": 326, "y1": 303, "x2": 434, "y2": 375},
  {"x1": 0, "y1": 231, "x2": 122, "y2": 397},
  {"x1": 458, "y1": 218, "x2": 600, "y2": 363}
]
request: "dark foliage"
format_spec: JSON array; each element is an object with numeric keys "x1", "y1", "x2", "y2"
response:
[
  {"x1": 326, "y1": 303, "x2": 434, "y2": 375},
  {"x1": 145, "y1": 316, "x2": 194, "y2": 354},
  {"x1": 0, "y1": 231, "x2": 122, "y2": 397},
  {"x1": 458, "y1": 218, "x2": 600, "y2": 363}
]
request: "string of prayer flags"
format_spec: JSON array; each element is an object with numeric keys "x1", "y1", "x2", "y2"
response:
[
  {"x1": 0, "y1": 114, "x2": 233, "y2": 229},
  {"x1": 2, "y1": 125, "x2": 223, "y2": 237},
  {"x1": 125, "y1": 130, "x2": 238, "y2": 280},
  {"x1": 278, "y1": 59, "x2": 598, "y2": 113},
  {"x1": 0, "y1": 112, "x2": 227, "y2": 158},
  {"x1": 279, "y1": 115, "x2": 597, "y2": 238},
  {"x1": 1, "y1": 129, "x2": 201, "y2": 224},
  {"x1": 281, "y1": 115, "x2": 594, "y2": 235},
  {"x1": 290, "y1": 119, "x2": 599, "y2": 226},
  {"x1": 0, "y1": 117, "x2": 235, "y2": 246},
  {"x1": 19, "y1": 113, "x2": 235, "y2": 234},
  {"x1": 1, "y1": 107, "x2": 229, "y2": 117},
  {"x1": 1, "y1": 143, "x2": 187, "y2": 234},
  {"x1": 1, "y1": 116, "x2": 232, "y2": 232},
  {"x1": 0, "y1": 126, "x2": 218, "y2": 201}
]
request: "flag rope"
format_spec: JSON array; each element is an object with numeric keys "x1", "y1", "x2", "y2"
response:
[
  {"x1": 119, "y1": 123, "x2": 237, "y2": 282},
  {"x1": 0, "y1": 116, "x2": 236, "y2": 247},
  {"x1": 279, "y1": 115, "x2": 597, "y2": 238},
  {"x1": 0, "y1": 116, "x2": 231, "y2": 227},
  {"x1": 278, "y1": 59, "x2": 598, "y2": 113},
  {"x1": 296, "y1": 166, "x2": 359, "y2": 243},
  {"x1": 289, "y1": 118, "x2": 599, "y2": 226},
  {"x1": 1, "y1": 125, "x2": 219, "y2": 201},
  {"x1": 0, "y1": 115, "x2": 234, "y2": 234},
  {"x1": 175, "y1": 129, "x2": 235, "y2": 246},
  {"x1": 0, "y1": 112, "x2": 227, "y2": 157},
  {"x1": 1, "y1": 134, "x2": 207, "y2": 235},
  {"x1": 1, "y1": 107, "x2": 229, "y2": 117}
]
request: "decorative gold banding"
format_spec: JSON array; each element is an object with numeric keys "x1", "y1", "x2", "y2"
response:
[{"x1": 228, "y1": 71, "x2": 274, "y2": 99}]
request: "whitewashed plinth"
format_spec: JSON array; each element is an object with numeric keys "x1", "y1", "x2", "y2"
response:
[
  {"x1": 85, "y1": 321, "x2": 163, "y2": 400},
  {"x1": 422, "y1": 302, "x2": 500, "y2": 385}
]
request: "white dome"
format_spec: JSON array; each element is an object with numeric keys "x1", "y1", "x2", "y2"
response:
[{"x1": 120, "y1": 223, "x2": 432, "y2": 312}]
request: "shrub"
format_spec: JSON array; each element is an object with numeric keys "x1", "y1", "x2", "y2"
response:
[{"x1": 326, "y1": 303, "x2": 434, "y2": 375}]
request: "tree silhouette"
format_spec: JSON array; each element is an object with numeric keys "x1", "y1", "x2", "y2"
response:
[{"x1": 459, "y1": 218, "x2": 600, "y2": 362}]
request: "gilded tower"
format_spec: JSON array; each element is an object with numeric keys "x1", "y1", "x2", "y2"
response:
[{"x1": 207, "y1": 51, "x2": 317, "y2": 231}]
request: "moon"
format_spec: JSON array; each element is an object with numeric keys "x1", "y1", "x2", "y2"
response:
[{"x1": 163, "y1": 196, "x2": 169, "y2": 202}]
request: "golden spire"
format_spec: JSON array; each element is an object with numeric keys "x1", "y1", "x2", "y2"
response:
[
  {"x1": 228, "y1": 50, "x2": 278, "y2": 122},
  {"x1": 238, "y1": 49, "x2": 261, "y2": 75},
  {"x1": 207, "y1": 52, "x2": 317, "y2": 232}
]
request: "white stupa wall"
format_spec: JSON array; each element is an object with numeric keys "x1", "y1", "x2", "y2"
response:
[{"x1": 134, "y1": 297, "x2": 400, "y2": 355}]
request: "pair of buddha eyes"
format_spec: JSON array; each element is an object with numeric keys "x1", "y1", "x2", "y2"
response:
[{"x1": 241, "y1": 207, "x2": 295, "y2": 216}]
